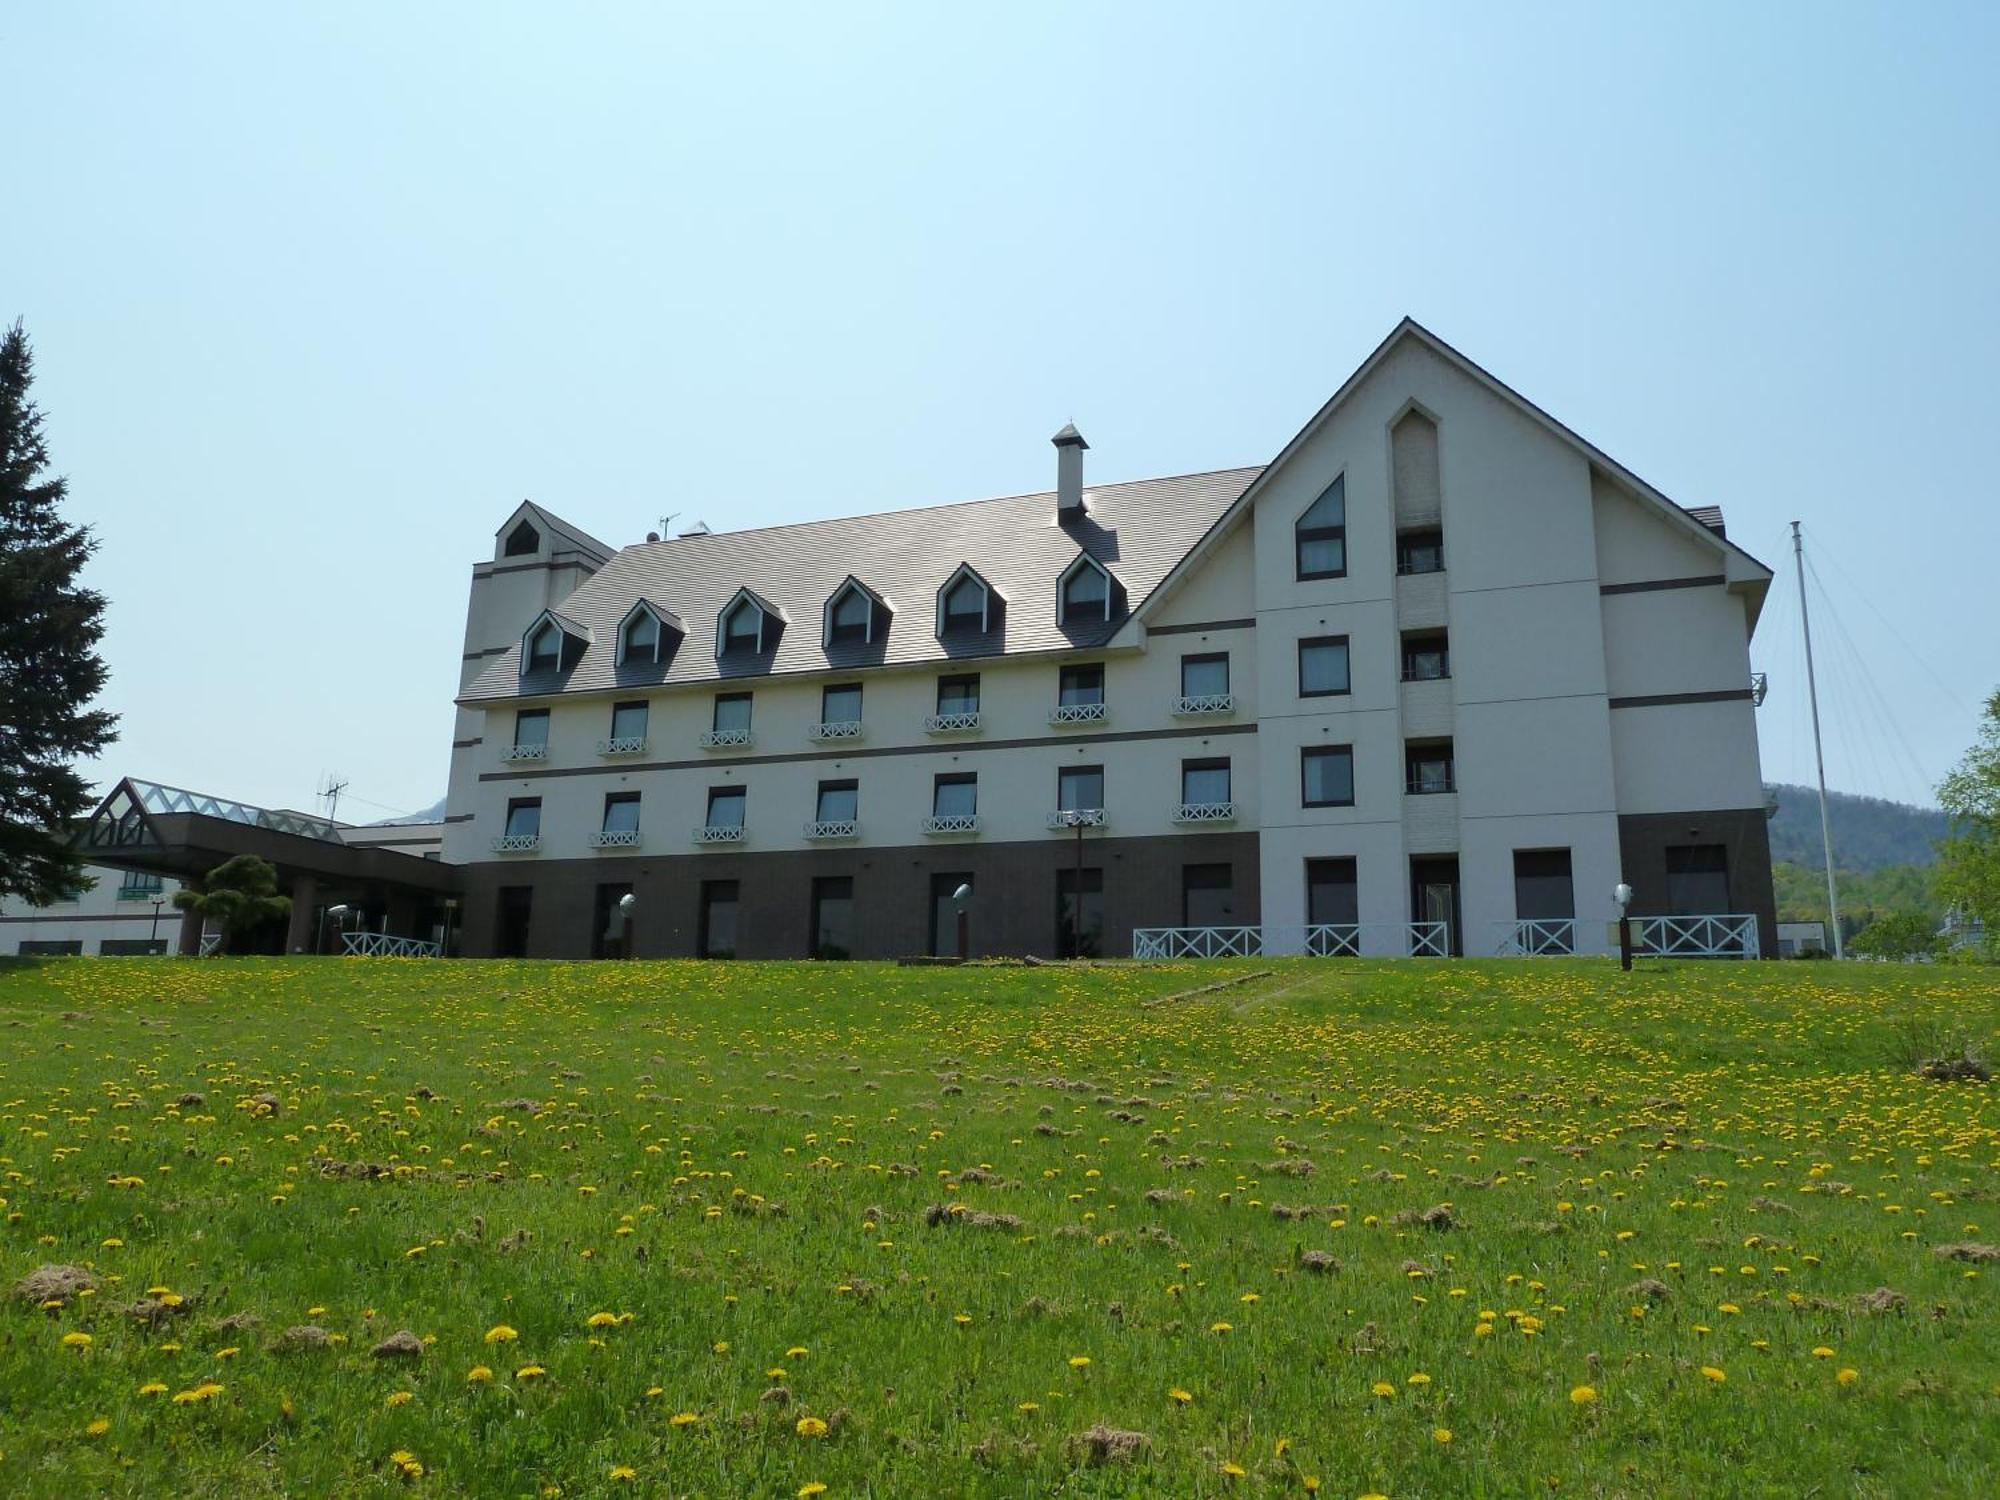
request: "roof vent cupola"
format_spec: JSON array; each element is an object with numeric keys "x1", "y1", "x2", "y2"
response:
[{"x1": 1053, "y1": 423, "x2": 1088, "y2": 522}]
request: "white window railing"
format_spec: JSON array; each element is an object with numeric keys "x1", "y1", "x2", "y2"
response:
[
  {"x1": 1172, "y1": 693, "x2": 1235, "y2": 717},
  {"x1": 1048, "y1": 702, "x2": 1108, "y2": 727},
  {"x1": 590, "y1": 829, "x2": 642, "y2": 848},
  {"x1": 197, "y1": 932, "x2": 222, "y2": 957},
  {"x1": 1131, "y1": 921, "x2": 1452, "y2": 959},
  {"x1": 1173, "y1": 801, "x2": 1236, "y2": 823},
  {"x1": 1495, "y1": 918, "x2": 1577, "y2": 956},
  {"x1": 491, "y1": 833, "x2": 541, "y2": 853},
  {"x1": 1047, "y1": 808, "x2": 1107, "y2": 831},
  {"x1": 597, "y1": 736, "x2": 648, "y2": 757},
  {"x1": 699, "y1": 728, "x2": 753, "y2": 749},
  {"x1": 809, "y1": 720, "x2": 864, "y2": 742},
  {"x1": 693, "y1": 824, "x2": 746, "y2": 845},
  {"x1": 1132, "y1": 925, "x2": 1264, "y2": 958},
  {"x1": 1631, "y1": 913, "x2": 1760, "y2": 960},
  {"x1": 924, "y1": 711, "x2": 981, "y2": 735},
  {"x1": 804, "y1": 819, "x2": 859, "y2": 840},
  {"x1": 923, "y1": 813, "x2": 979, "y2": 836},
  {"x1": 501, "y1": 744, "x2": 547, "y2": 763},
  {"x1": 340, "y1": 931, "x2": 442, "y2": 958}
]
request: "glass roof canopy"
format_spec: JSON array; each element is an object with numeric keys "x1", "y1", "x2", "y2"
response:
[{"x1": 126, "y1": 779, "x2": 343, "y2": 843}]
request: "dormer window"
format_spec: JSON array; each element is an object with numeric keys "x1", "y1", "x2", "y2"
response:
[
  {"x1": 526, "y1": 619, "x2": 561, "y2": 672},
  {"x1": 936, "y1": 564, "x2": 1000, "y2": 637},
  {"x1": 724, "y1": 601, "x2": 760, "y2": 651},
  {"x1": 521, "y1": 609, "x2": 590, "y2": 677},
  {"x1": 715, "y1": 588, "x2": 784, "y2": 659},
  {"x1": 615, "y1": 599, "x2": 682, "y2": 667},
  {"x1": 504, "y1": 519, "x2": 540, "y2": 557},
  {"x1": 1295, "y1": 475, "x2": 1347, "y2": 581},
  {"x1": 823, "y1": 577, "x2": 889, "y2": 649},
  {"x1": 1057, "y1": 553, "x2": 1117, "y2": 626}
]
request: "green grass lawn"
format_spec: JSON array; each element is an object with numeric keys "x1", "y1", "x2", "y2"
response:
[{"x1": 0, "y1": 955, "x2": 1995, "y2": 1498}]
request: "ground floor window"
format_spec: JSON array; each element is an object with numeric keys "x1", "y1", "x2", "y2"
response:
[
  {"x1": 812, "y1": 876, "x2": 854, "y2": 959},
  {"x1": 17, "y1": 939, "x2": 83, "y2": 956},
  {"x1": 1306, "y1": 857, "x2": 1358, "y2": 926},
  {"x1": 99, "y1": 938, "x2": 168, "y2": 956},
  {"x1": 496, "y1": 886, "x2": 533, "y2": 959},
  {"x1": 592, "y1": 881, "x2": 634, "y2": 959},
  {"x1": 1665, "y1": 844, "x2": 1730, "y2": 914},
  {"x1": 699, "y1": 880, "x2": 740, "y2": 959},
  {"x1": 1410, "y1": 855, "x2": 1462, "y2": 956},
  {"x1": 929, "y1": 873, "x2": 972, "y2": 957},
  {"x1": 1182, "y1": 863, "x2": 1233, "y2": 926},
  {"x1": 1055, "y1": 867, "x2": 1104, "y2": 959},
  {"x1": 1513, "y1": 848, "x2": 1575, "y2": 952}
]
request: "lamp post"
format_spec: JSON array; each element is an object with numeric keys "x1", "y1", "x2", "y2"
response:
[
  {"x1": 1613, "y1": 883, "x2": 1634, "y2": 972},
  {"x1": 618, "y1": 891, "x2": 637, "y2": 960},
  {"x1": 149, "y1": 896, "x2": 165, "y2": 949},
  {"x1": 320, "y1": 903, "x2": 350, "y2": 957},
  {"x1": 951, "y1": 882, "x2": 972, "y2": 962},
  {"x1": 1052, "y1": 810, "x2": 1091, "y2": 958}
]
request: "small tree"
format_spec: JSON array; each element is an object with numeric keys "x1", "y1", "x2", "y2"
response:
[
  {"x1": 1848, "y1": 910, "x2": 1942, "y2": 963},
  {"x1": 172, "y1": 855, "x2": 291, "y2": 954},
  {"x1": 1937, "y1": 689, "x2": 2000, "y2": 959},
  {"x1": 0, "y1": 320, "x2": 116, "y2": 903}
]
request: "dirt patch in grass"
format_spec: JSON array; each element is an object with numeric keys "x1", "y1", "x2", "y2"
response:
[
  {"x1": 1069, "y1": 1424, "x2": 1150, "y2": 1465},
  {"x1": 12, "y1": 1264, "x2": 98, "y2": 1303}
]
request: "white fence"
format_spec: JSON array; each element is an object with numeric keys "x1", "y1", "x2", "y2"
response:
[
  {"x1": 1132, "y1": 922, "x2": 1450, "y2": 959},
  {"x1": 1494, "y1": 918, "x2": 1578, "y2": 956},
  {"x1": 1632, "y1": 913, "x2": 1760, "y2": 960},
  {"x1": 340, "y1": 932, "x2": 443, "y2": 959}
]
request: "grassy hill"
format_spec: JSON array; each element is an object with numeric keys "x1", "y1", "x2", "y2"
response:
[
  {"x1": 1766, "y1": 782, "x2": 1949, "y2": 871},
  {"x1": 2, "y1": 956, "x2": 1996, "y2": 1497}
]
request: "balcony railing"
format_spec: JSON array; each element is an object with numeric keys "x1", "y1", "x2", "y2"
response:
[
  {"x1": 1631, "y1": 913, "x2": 1760, "y2": 960},
  {"x1": 804, "y1": 819, "x2": 859, "y2": 841},
  {"x1": 491, "y1": 833, "x2": 541, "y2": 853},
  {"x1": 1173, "y1": 801, "x2": 1236, "y2": 823},
  {"x1": 590, "y1": 829, "x2": 642, "y2": 848},
  {"x1": 1751, "y1": 671, "x2": 1768, "y2": 707},
  {"x1": 340, "y1": 931, "x2": 442, "y2": 959},
  {"x1": 1048, "y1": 702, "x2": 1107, "y2": 727},
  {"x1": 1131, "y1": 922, "x2": 1450, "y2": 959},
  {"x1": 1495, "y1": 918, "x2": 1576, "y2": 956},
  {"x1": 597, "y1": 736, "x2": 648, "y2": 757},
  {"x1": 808, "y1": 720, "x2": 864, "y2": 742},
  {"x1": 922, "y1": 813, "x2": 979, "y2": 836},
  {"x1": 1047, "y1": 808, "x2": 1107, "y2": 831},
  {"x1": 693, "y1": 824, "x2": 746, "y2": 845},
  {"x1": 500, "y1": 744, "x2": 548, "y2": 763},
  {"x1": 1172, "y1": 693, "x2": 1235, "y2": 717},
  {"x1": 1405, "y1": 773, "x2": 1456, "y2": 795},
  {"x1": 699, "y1": 728, "x2": 753, "y2": 749},
  {"x1": 924, "y1": 711, "x2": 982, "y2": 735}
]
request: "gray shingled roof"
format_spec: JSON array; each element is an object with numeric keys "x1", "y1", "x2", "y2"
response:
[
  {"x1": 1685, "y1": 504, "x2": 1726, "y2": 537},
  {"x1": 464, "y1": 467, "x2": 1261, "y2": 702}
]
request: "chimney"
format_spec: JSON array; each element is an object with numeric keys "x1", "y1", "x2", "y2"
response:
[{"x1": 1053, "y1": 423, "x2": 1088, "y2": 520}]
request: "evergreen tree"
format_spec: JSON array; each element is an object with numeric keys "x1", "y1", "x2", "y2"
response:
[
  {"x1": 170, "y1": 855, "x2": 291, "y2": 954},
  {"x1": 0, "y1": 319, "x2": 116, "y2": 903}
]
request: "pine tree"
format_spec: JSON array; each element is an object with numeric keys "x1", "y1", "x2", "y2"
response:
[{"x1": 0, "y1": 318, "x2": 116, "y2": 903}]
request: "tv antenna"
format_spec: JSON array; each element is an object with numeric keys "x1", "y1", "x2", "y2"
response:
[
  {"x1": 318, "y1": 772, "x2": 349, "y2": 823},
  {"x1": 658, "y1": 512, "x2": 680, "y2": 538}
]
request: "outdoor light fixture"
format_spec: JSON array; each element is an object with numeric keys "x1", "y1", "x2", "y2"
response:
[
  {"x1": 319, "y1": 903, "x2": 351, "y2": 957},
  {"x1": 952, "y1": 883, "x2": 972, "y2": 961},
  {"x1": 1613, "y1": 883, "x2": 1634, "y2": 972},
  {"x1": 617, "y1": 892, "x2": 638, "y2": 959}
]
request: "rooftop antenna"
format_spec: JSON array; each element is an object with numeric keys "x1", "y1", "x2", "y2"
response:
[
  {"x1": 657, "y1": 512, "x2": 679, "y2": 539},
  {"x1": 318, "y1": 772, "x2": 349, "y2": 824},
  {"x1": 1791, "y1": 521, "x2": 1842, "y2": 959}
]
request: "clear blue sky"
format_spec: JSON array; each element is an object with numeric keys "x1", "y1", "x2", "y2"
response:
[{"x1": 10, "y1": 2, "x2": 1995, "y2": 819}]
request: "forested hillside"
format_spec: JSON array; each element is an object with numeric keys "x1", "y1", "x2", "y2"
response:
[{"x1": 1765, "y1": 783, "x2": 1948, "y2": 871}]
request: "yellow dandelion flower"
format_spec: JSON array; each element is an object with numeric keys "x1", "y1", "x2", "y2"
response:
[
  {"x1": 587, "y1": 1312, "x2": 618, "y2": 1329},
  {"x1": 609, "y1": 1466, "x2": 636, "y2": 1482},
  {"x1": 484, "y1": 1325, "x2": 518, "y2": 1343},
  {"x1": 467, "y1": 1366, "x2": 494, "y2": 1384},
  {"x1": 1018, "y1": 1401, "x2": 1040, "y2": 1413},
  {"x1": 786, "y1": 1346, "x2": 808, "y2": 1358},
  {"x1": 796, "y1": 1416, "x2": 829, "y2": 1438},
  {"x1": 1811, "y1": 1346, "x2": 1835, "y2": 1359},
  {"x1": 1221, "y1": 1461, "x2": 1247, "y2": 1478},
  {"x1": 671, "y1": 1411, "x2": 700, "y2": 1427},
  {"x1": 1570, "y1": 1385, "x2": 1598, "y2": 1405},
  {"x1": 799, "y1": 1485, "x2": 829, "y2": 1499},
  {"x1": 1837, "y1": 1368, "x2": 1859, "y2": 1386},
  {"x1": 1433, "y1": 1427, "x2": 1453, "y2": 1443},
  {"x1": 216, "y1": 1346, "x2": 240, "y2": 1360},
  {"x1": 1371, "y1": 1381, "x2": 1397, "y2": 1399},
  {"x1": 1210, "y1": 1321, "x2": 1233, "y2": 1334},
  {"x1": 1170, "y1": 1388, "x2": 1193, "y2": 1404},
  {"x1": 517, "y1": 1365, "x2": 546, "y2": 1380},
  {"x1": 1068, "y1": 1355, "x2": 1091, "y2": 1370},
  {"x1": 138, "y1": 1382, "x2": 168, "y2": 1397},
  {"x1": 62, "y1": 1332, "x2": 92, "y2": 1350},
  {"x1": 84, "y1": 1418, "x2": 110, "y2": 1437},
  {"x1": 385, "y1": 1390, "x2": 414, "y2": 1408},
  {"x1": 1406, "y1": 1372, "x2": 1431, "y2": 1386},
  {"x1": 1701, "y1": 1366, "x2": 1726, "y2": 1384}
]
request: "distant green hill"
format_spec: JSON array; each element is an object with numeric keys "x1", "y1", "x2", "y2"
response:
[{"x1": 1764, "y1": 783, "x2": 1948, "y2": 872}]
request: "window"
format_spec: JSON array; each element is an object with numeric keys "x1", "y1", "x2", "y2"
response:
[
  {"x1": 821, "y1": 682, "x2": 863, "y2": 726},
  {"x1": 99, "y1": 938, "x2": 168, "y2": 956},
  {"x1": 620, "y1": 608, "x2": 662, "y2": 664},
  {"x1": 1059, "y1": 663, "x2": 1105, "y2": 707},
  {"x1": 722, "y1": 598, "x2": 763, "y2": 653},
  {"x1": 496, "y1": 886, "x2": 533, "y2": 958},
  {"x1": 699, "y1": 881, "x2": 740, "y2": 960},
  {"x1": 1295, "y1": 475, "x2": 1347, "y2": 580},
  {"x1": 609, "y1": 701, "x2": 648, "y2": 742},
  {"x1": 811, "y1": 876, "x2": 855, "y2": 960},
  {"x1": 1055, "y1": 868, "x2": 1104, "y2": 958},
  {"x1": 1301, "y1": 745, "x2": 1355, "y2": 808},
  {"x1": 1397, "y1": 528, "x2": 1445, "y2": 575},
  {"x1": 712, "y1": 692, "x2": 753, "y2": 735},
  {"x1": 1180, "y1": 653, "x2": 1229, "y2": 698},
  {"x1": 592, "y1": 881, "x2": 634, "y2": 960},
  {"x1": 1182, "y1": 863, "x2": 1233, "y2": 927},
  {"x1": 19, "y1": 939, "x2": 83, "y2": 956},
  {"x1": 525, "y1": 621, "x2": 561, "y2": 673},
  {"x1": 1514, "y1": 850, "x2": 1575, "y2": 921},
  {"x1": 933, "y1": 773, "x2": 977, "y2": 819},
  {"x1": 504, "y1": 798, "x2": 542, "y2": 839},
  {"x1": 929, "y1": 873, "x2": 972, "y2": 957},
  {"x1": 1665, "y1": 844, "x2": 1731, "y2": 914},
  {"x1": 1059, "y1": 557, "x2": 1111, "y2": 623},
  {"x1": 1298, "y1": 636, "x2": 1351, "y2": 697},
  {"x1": 514, "y1": 709, "x2": 550, "y2": 750},
  {"x1": 936, "y1": 674, "x2": 980, "y2": 714},
  {"x1": 601, "y1": 791, "x2": 641, "y2": 834},
  {"x1": 117, "y1": 871, "x2": 164, "y2": 899},
  {"x1": 1401, "y1": 631, "x2": 1450, "y2": 682},
  {"x1": 1306, "y1": 857, "x2": 1358, "y2": 926},
  {"x1": 1058, "y1": 764, "x2": 1104, "y2": 812},
  {"x1": 1405, "y1": 739, "x2": 1455, "y2": 795},
  {"x1": 828, "y1": 585, "x2": 873, "y2": 645},
  {"x1": 504, "y1": 519, "x2": 539, "y2": 556},
  {"x1": 941, "y1": 571, "x2": 990, "y2": 633},
  {"x1": 705, "y1": 787, "x2": 746, "y2": 830},
  {"x1": 1181, "y1": 758, "x2": 1231, "y2": 807},
  {"x1": 816, "y1": 779, "x2": 858, "y2": 823}
]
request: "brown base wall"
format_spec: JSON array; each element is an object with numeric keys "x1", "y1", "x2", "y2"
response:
[
  {"x1": 455, "y1": 831, "x2": 1261, "y2": 961},
  {"x1": 1616, "y1": 808, "x2": 1778, "y2": 958}
]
